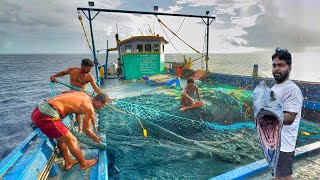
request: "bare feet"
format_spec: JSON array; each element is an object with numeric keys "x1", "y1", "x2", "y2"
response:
[
  {"x1": 180, "y1": 101, "x2": 205, "y2": 111},
  {"x1": 180, "y1": 106, "x2": 187, "y2": 112},
  {"x1": 79, "y1": 158, "x2": 98, "y2": 170},
  {"x1": 65, "y1": 159, "x2": 78, "y2": 170},
  {"x1": 180, "y1": 106, "x2": 194, "y2": 111}
]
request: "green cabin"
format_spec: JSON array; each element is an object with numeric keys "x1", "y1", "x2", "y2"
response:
[{"x1": 118, "y1": 35, "x2": 168, "y2": 80}]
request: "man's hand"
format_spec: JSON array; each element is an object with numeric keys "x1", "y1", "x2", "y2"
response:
[
  {"x1": 93, "y1": 136, "x2": 101, "y2": 143},
  {"x1": 109, "y1": 97, "x2": 117, "y2": 101},
  {"x1": 50, "y1": 76, "x2": 57, "y2": 82},
  {"x1": 107, "y1": 97, "x2": 117, "y2": 104}
]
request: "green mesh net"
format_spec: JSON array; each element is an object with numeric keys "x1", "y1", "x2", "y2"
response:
[
  {"x1": 94, "y1": 83, "x2": 264, "y2": 179},
  {"x1": 71, "y1": 82, "x2": 319, "y2": 179}
]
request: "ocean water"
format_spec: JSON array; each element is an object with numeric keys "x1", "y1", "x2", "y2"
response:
[
  {"x1": 0, "y1": 53, "x2": 117, "y2": 160},
  {"x1": 0, "y1": 52, "x2": 319, "y2": 162}
]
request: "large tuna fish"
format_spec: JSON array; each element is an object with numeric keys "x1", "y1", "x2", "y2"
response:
[{"x1": 253, "y1": 81, "x2": 283, "y2": 176}]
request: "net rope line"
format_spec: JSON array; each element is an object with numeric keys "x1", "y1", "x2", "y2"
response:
[
  {"x1": 157, "y1": 17, "x2": 180, "y2": 61},
  {"x1": 78, "y1": 13, "x2": 93, "y2": 52},
  {"x1": 106, "y1": 103, "x2": 147, "y2": 136},
  {"x1": 52, "y1": 80, "x2": 255, "y2": 150},
  {"x1": 156, "y1": 16, "x2": 205, "y2": 64},
  {"x1": 101, "y1": 100, "x2": 259, "y2": 158},
  {"x1": 157, "y1": 17, "x2": 200, "y2": 54},
  {"x1": 107, "y1": 99, "x2": 252, "y2": 139}
]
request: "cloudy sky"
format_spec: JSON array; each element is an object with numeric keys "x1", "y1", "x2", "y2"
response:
[{"x1": 1, "y1": 0, "x2": 320, "y2": 54}]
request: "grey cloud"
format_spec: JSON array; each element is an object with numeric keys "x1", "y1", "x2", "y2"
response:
[
  {"x1": 235, "y1": 0, "x2": 320, "y2": 51},
  {"x1": 246, "y1": 4, "x2": 262, "y2": 17},
  {"x1": 0, "y1": 1, "x2": 63, "y2": 28}
]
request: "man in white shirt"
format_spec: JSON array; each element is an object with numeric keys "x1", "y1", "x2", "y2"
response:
[{"x1": 271, "y1": 48, "x2": 303, "y2": 180}]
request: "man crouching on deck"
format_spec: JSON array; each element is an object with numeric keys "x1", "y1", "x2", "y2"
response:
[
  {"x1": 31, "y1": 92, "x2": 110, "y2": 170},
  {"x1": 180, "y1": 78, "x2": 204, "y2": 111}
]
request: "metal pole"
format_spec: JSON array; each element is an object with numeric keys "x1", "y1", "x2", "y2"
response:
[
  {"x1": 104, "y1": 40, "x2": 109, "y2": 78},
  {"x1": 206, "y1": 17, "x2": 209, "y2": 71},
  {"x1": 88, "y1": 9, "x2": 100, "y2": 87},
  {"x1": 79, "y1": 7, "x2": 216, "y2": 73},
  {"x1": 77, "y1": 7, "x2": 216, "y2": 19}
]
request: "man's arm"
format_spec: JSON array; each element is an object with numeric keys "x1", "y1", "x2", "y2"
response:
[
  {"x1": 82, "y1": 110, "x2": 101, "y2": 143},
  {"x1": 282, "y1": 88, "x2": 303, "y2": 125},
  {"x1": 283, "y1": 111, "x2": 297, "y2": 125},
  {"x1": 196, "y1": 86, "x2": 201, "y2": 101},
  {"x1": 88, "y1": 75, "x2": 103, "y2": 94},
  {"x1": 91, "y1": 116, "x2": 98, "y2": 133},
  {"x1": 50, "y1": 68, "x2": 70, "y2": 82}
]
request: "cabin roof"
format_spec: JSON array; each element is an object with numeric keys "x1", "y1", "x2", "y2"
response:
[{"x1": 117, "y1": 35, "x2": 169, "y2": 45}]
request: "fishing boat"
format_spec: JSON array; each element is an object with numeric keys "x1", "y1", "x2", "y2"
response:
[{"x1": 0, "y1": 2, "x2": 319, "y2": 180}]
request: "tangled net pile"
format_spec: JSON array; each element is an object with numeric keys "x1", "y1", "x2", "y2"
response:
[
  {"x1": 96, "y1": 83, "x2": 264, "y2": 179},
  {"x1": 52, "y1": 80, "x2": 320, "y2": 179}
]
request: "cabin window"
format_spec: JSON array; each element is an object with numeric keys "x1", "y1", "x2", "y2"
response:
[
  {"x1": 125, "y1": 45, "x2": 132, "y2": 54},
  {"x1": 145, "y1": 44, "x2": 151, "y2": 52},
  {"x1": 137, "y1": 44, "x2": 143, "y2": 52},
  {"x1": 153, "y1": 44, "x2": 160, "y2": 52}
]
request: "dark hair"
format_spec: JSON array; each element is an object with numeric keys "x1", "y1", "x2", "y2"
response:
[
  {"x1": 81, "y1": 58, "x2": 94, "y2": 67},
  {"x1": 187, "y1": 78, "x2": 194, "y2": 83},
  {"x1": 93, "y1": 93, "x2": 109, "y2": 104},
  {"x1": 272, "y1": 47, "x2": 292, "y2": 65}
]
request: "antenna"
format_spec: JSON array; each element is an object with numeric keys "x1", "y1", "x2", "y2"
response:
[
  {"x1": 153, "y1": 22, "x2": 155, "y2": 35},
  {"x1": 148, "y1": 24, "x2": 153, "y2": 35},
  {"x1": 116, "y1": 22, "x2": 119, "y2": 34},
  {"x1": 139, "y1": 28, "x2": 144, "y2": 36}
]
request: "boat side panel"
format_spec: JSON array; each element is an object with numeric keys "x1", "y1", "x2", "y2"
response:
[
  {"x1": 0, "y1": 129, "x2": 41, "y2": 177},
  {"x1": 2, "y1": 133, "x2": 54, "y2": 179}
]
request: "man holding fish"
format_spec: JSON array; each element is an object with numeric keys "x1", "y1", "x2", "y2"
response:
[{"x1": 253, "y1": 48, "x2": 303, "y2": 180}]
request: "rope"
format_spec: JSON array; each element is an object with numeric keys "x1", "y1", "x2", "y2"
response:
[
  {"x1": 157, "y1": 18, "x2": 181, "y2": 61},
  {"x1": 50, "y1": 82, "x2": 56, "y2": 97},
  {"x1": 169, "y1": 17, "x2": 186, "y2": 41},
  {"x1": 106, "y1": 103, "x2": 148, "y2": 138},
  {"x1": 55, "y1": 80, "x2": 94, "y2": 96},
  {"x1": 78, "y1": 14, "x2": 93, "y2": 52},
  {"x1": 157, "y1": 17, "x2": 200, "y2": 53},
  {"x1": 201, "y1": 28, "x2": 206, "y2": 69}
]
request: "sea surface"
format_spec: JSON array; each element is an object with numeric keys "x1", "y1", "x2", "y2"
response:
[{"x1": 0, "y1": 52, "x2": 319, "y2": 161}]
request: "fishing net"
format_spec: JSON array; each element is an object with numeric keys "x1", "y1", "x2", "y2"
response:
[
  {"x1": 60, "y1": 81, "x2": 319, "y2": 179},
  {"x1": 95, "y1": 83, "x2": 264, "y2": 179}
]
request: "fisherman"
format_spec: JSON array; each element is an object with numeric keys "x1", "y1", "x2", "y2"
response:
[
  {"x1": 180, "y1": 78, "x2": 204, "y2": 111},
  {"x1": 271, "y1": 47, "x2": 303, "y2": 179},
  {"x1": 99, "y1": 65, "x2": 105, "y2": 86},
  {"x1": 31, "y1": 92, "x2": 110, "y2": 170},
  {"x1": 50, "y1": 58, "x2": 103, "y2": 133},
  {"x1": 116, "y1": 58, "x2": 123, "y2": 80}
]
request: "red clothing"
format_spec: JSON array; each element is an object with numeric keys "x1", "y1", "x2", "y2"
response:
[{"x1": 31, "y1": 107, "x2": 68, "y2": 138}]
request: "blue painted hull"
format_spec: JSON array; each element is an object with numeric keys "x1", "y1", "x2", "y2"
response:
[{"x1": 0, "y1": 116, "x2": 108, "y2": 180}]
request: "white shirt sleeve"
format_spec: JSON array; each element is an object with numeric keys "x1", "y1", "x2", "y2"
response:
[{"x1": 282, "y1": 88, "x2": 303, "y2": 113}]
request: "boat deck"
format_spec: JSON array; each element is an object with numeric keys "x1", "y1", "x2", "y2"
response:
[
  {"x1": 47, "y1": 147, "x2": 101, "y2": 180},
  {"x1": 249, "y1": 152, "x2": 320, "y2": 179},
  {"x1": 1, "y1": 75, "x2": 319, "y2": 180}
]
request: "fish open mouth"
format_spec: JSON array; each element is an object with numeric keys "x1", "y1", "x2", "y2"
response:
[{"x1": 256, "y1": 111, "x2": 281, "y2": 149}]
